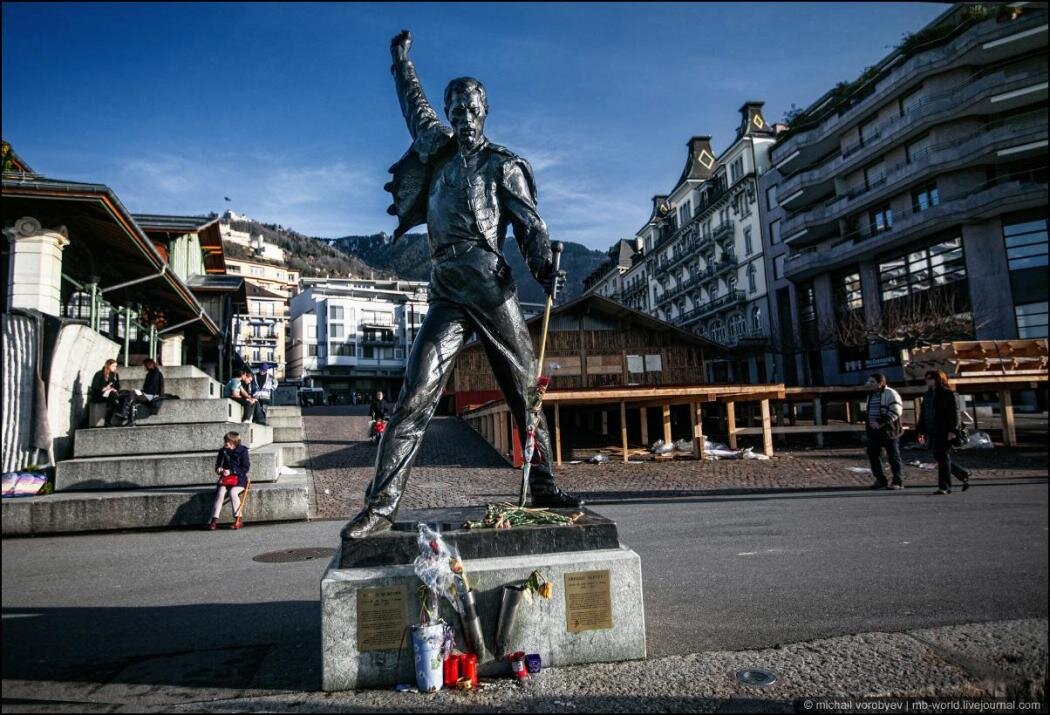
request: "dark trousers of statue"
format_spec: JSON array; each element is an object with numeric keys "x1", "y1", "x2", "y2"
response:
[{"x1": 365, "y1": 252, "x2": 556, "y2": 521}]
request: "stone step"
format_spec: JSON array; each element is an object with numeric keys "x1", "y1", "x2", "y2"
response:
[
  {"x1": 120, "y1": 375, "x2": 223, "y2": 400},
  {"x1": 87, "y1": 399, "x2": 240, "y2": 427},
  {"x1": 117, "y1": 365, "x2": 212, "y2": 380},
  {"x1": 267, "y1": 406, "x2": 302, "y2": 418},
  {"x1": 74, "y1": 422, "x2": 272, "y2": 458},
  {"x1": 273, "y1": 426, "x2": 305, "y2": 443},
  {"x1": 55, "y1": 444, "x2": 284, "y2": 491},
  {"x1": 266, "y1": 414, "x2": 304, "y2": 429},
  {"x1": 278, "y1": 442, "x2": 307, "y2": 468},
  {"x1": 2, "y1": 470, "x2": 310, "y2": 535}
]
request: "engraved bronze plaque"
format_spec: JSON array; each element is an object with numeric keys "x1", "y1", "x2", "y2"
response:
[
  {"x1": 564, "y1": 569, "x2": 613, "y2": 633},
  {"x1": 356, "y1": 585, "x2": 406, "y2": 651}
]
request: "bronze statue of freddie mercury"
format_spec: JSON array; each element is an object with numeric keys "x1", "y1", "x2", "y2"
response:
[{"x1": 343, "y1": 30, "x2": 582, "y2": 539}]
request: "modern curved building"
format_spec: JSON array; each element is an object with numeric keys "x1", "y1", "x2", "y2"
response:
[{"x1": 759, "y1": 3, "x2": 1047, "y2": 387}]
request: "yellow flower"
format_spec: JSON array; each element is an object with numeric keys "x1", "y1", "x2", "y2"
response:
[{"x1": 538, "y1": 582, "x2": 554, "y2": 600}]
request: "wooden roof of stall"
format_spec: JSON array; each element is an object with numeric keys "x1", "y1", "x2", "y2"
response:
[{"x1": 1, "y1": 174, "x2": 219, "y2": 335}]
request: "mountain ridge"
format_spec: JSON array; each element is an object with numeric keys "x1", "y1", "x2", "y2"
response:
[{"x1": 327, "y1": 232, "x2": 605, "y2": 303}]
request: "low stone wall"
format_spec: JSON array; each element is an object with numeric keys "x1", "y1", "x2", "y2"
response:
[{"x1": 46, "y1": 323, "x2": 119, "y2": 461}]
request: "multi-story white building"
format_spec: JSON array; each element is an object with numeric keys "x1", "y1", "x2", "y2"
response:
[
  {"x1": 232, "y1": 282, "x2": 289, "y2": 379},
  {"x1": 224, "y1": 257, "x2": 300, "y2": 299},
  {"x1": 220, "y1": 221, "x2": 286, "y2": 263},
  {"x1": 287, "y1": 277, "x2": 430, "y2": 400},
  {"x1": 605, "y1": 103, "x2": 779, "y2": 382}
]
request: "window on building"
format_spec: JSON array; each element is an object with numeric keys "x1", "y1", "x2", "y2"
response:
[
  {"x1": 228, "y1": 265, "x2": 241, "y2": 273},
  {"x1": 1015, "y1": 302, "x2": 1048, "y2": 338},
  {"x1": 863, "y1": 162, "x2": 886, "y2": 191},
  {"x1": 329, "y1": 305, "x2": 344, "y2": 320},
  {"x1": 870, "y1": 204, "x2": 894, "y2": 234},
  {"x1": 906, "y1": 134, "x2": 931, "y2": 164},
  {"x1": 878, "y1": 238, "x2": 967, "y2": 302},
  {"x1": 858, "y1": 118, "x2": 879, "y2": 146},
  {"x1": 678, "y1": 200, "x2": 692, "y2": 227},
  {"x1": 774, "y1": 254, "x2": 786, "y2": 280},
  {"x1": 836, "y1": 272, "x2": 864, "y2": 311},
  {"x1": 1003, "y1": 219, "x2": 1048, "y2": 271},
  {"x1": 798, "y1": 283, "x2": 817, "y2": 325},
  {"x1": 747, "y1": 263, "x2": 757, "y2": 293},
  {"x1": 899, "y1": 87, "x2": 924, "y2": 116},
  {"x1": 730, "y1": 157, "x2": 744, "y2": 183},
  {"x1": 331, "y1": 324, "x2": 345, "y2": 339},
  {"x1": 331, "y1": 343, "x2": 355, "y2": 357},
  {"x1": 912, "y1": 183, "x2": 940, "y2": 213},
  {"x1": 766, "y1": 185, "x2": 778, "y2": 211},
  {"x1": 744, "y1": 227, "x2": 753, "y2": 255},
  {"x1": 769, "y1": 219, "x2": 782, "y2": 245},
  {"x1": 752, "y1": 306, "x2": 762, "y2": 332}
]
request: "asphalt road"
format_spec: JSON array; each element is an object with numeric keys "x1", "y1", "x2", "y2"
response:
[{"x1": 2, "y1": 479, "x2": 1046, "y2": 696}]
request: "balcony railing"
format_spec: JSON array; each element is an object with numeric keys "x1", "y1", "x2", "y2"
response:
[
  {"x1": 778, "y1": 67, "x2": 1048, "y2": 203},
  {"x1": 676, "y1": 289, "x2": 748, "y2": 325},
  {"x1": 771, "y1": 12, "x2": 1047, "y2": 165},
  {"x1": 781, "y1": 113, "x2": 1048, "y2": 240},
  {"x1": 656, "y1": 271, "x2": 709, "y2": 306},
  {"x1": 784, "y1": 175, "x2": 1048, "y2": 280}
]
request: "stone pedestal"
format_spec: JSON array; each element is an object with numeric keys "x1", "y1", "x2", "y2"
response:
[
  {"x1": 4, "y1": 217, "x2": 69, "y2": 317},
  {"x1": 160, "y1": 334, "x2": 184, "y2": 366},
  {"x1": 321, "y1": 507, "x2": 646, "y2": 691}
]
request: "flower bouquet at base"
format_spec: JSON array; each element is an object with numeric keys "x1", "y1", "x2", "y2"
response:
[{"x1": 494, "y1": 569, "x2": 554, "y2": 660}]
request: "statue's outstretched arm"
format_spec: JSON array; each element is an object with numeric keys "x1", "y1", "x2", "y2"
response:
[{"x1": 390, "y1": 30, "x2": 443, "y2": 143}]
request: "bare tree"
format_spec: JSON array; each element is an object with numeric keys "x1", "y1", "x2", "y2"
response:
[{"x1": 832, "y1": 289, "x2": 981, "y2": 349}]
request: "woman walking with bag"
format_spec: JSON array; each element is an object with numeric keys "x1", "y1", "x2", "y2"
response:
[
  {"x1": 209, "y1": 431, "x2": 250, "y2": 530},
  {"x1": 917, "y1": 370, "x2": 970, "y2": 495}
]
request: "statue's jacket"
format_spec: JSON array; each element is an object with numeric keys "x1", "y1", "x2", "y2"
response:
[{"x1": 384, "y1": 59, "x2": 552, "y2": 289}]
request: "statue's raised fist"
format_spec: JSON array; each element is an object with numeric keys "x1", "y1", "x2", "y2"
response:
[{"x1": 390, "y1": 30, "x2": 412, "y2": 63}]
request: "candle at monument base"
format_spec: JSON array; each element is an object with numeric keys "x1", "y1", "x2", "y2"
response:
[
  {"x1": 461, "y1": 653, "x2": 478, "y2": 686},
  {"x1": 443, "y1": 653, "x2": 462, "y2": 688}
]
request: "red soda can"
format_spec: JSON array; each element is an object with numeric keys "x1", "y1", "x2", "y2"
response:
[
  {"x1": 509, "y1": 651, "x2": 528, "y2": 681},
  {"x1": 461, "y1": 653, "x2": 478, "y2": 687},
  {"x1": 443, "y1": 653, "x2": 461, "y2": 688}
]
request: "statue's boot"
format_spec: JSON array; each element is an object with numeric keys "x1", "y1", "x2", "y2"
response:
[
  {"x1": 529, "y1": 471, "x2": 584, "y2": 509},
  {"x1": 342, "y1": 508, "x2": 394, "y2": 539}
]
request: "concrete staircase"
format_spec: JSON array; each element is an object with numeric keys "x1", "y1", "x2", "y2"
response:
[{"x1": 2, "y1": 365, "x2": 310, "y2": 535}]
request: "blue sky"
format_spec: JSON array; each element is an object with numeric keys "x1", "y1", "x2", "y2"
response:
[{"x1": 2, "y1": 2, "x2": 945, "y2": 249}]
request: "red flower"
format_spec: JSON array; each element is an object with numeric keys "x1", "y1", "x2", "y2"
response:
[{"x1": 536, "y1": 376, "x2": 551, "y2": 389}]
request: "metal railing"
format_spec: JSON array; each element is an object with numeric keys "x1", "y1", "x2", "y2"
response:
[
  {"x1": 781, "y1": 114, "x2": 1048, "y2": 238},
  {"x1": 771, "y1": 12, "x2": 1046, "y2": 163},
  {"x1": 61, "y1": 274, "x2": 159, "y2": 363},
  {"x1": 784, "y1": 171, "x2": 1048, "y2": 278}
]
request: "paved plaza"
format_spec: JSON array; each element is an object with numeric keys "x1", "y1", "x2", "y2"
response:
[
  {"x1": 3, "y1": 407, "x2": 1046, "y2": 711},
  {"x1": 304, "y1": 406, "x2": 1049, "y2": 520}
]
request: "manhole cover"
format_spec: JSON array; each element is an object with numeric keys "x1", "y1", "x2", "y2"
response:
[
  {"x1": 253, "y1": 547, "x2": 335, "y2": 563},
  {"x1": 736, "y1": 668, "x2": 777, "y2": 687}
]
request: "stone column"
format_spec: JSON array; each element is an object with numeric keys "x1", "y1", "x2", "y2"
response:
[
  {"x1": 4, "y1": 217, "x2": 69, "y2": 317},
  {"x1": 961, "y1": 220, "x2": 1015, "y2": 340},
  {"x1": 160, "y1": 333, "x2": 185, "y2": 366}
]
